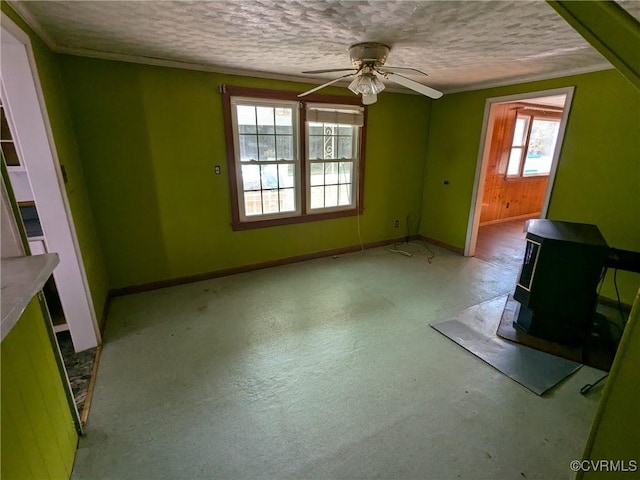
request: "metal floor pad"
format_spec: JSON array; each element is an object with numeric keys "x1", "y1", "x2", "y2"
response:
[{"x1": 431, "y1": 314, "x2": 582, "y2": 395}]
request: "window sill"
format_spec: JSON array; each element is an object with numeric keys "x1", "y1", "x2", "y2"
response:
[
  {"x1": 231, "y1": 207, "x2": 363, "y2": 231},
  {"x1": 505, "y1": 174, "x2": 550, "y2": 181}
]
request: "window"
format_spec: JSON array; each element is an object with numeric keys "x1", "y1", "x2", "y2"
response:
[
  {"x1": 223, "y1": 87, "x2": 366, "y2": 230},
  {"x1": 307, "y1": 105, "x2": 362, "y2": 211},
  {"x1": 231, "y1": 99, "x2": 299, "y2": 218},
  {"x1": 507, "y1": 111, "x2": 561, "y2": 177}
]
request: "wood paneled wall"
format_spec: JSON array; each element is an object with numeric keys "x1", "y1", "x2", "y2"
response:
[
  {"x1": 1, "y1": 297, "x2": 78, "y2": 479},
  {"x1": 480, "y1": 103, "x2": 548, "y2": 224}
]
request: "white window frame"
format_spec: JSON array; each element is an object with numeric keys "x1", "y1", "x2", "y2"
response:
[
  {"x1": 230, "y1": 97, "x2": 301, "y2": 222},
  {"x1": 507, "y1": 112, "x2": 561, "y2": 179},
  {"x1": 305, "y1": 103, "x2": 362, "y2": 214}
]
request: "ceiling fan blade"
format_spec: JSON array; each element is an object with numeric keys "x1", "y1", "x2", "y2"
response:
[
  {"x1": 297, "y1": 73, "x2": 356, "y2": 97},
  {"x1": 384, "y1": 72, "x2": 443, "y2": 99},
  {"x1": 377, "y1": 66, "x2": 429, "y2": 77},
  {"x1": 302, "y1": 68, "x2": 359, "y2": 74}
]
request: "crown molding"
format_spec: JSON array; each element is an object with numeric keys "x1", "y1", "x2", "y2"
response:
[
  {"x1": 442, "y1": 63, "x2": 614, "y2": 94},
  {"x1": 6, "y1": 0, "x2": 58, "y2": 50},
  {"x1": 57, "y1": 45, "x2": 335, "y2": 85},
  {"x1": 4, "y1": 0, "x2": 615, "y2": 98},
  {"x1": 50, "y1": 44, "x2": 621, "y2": 98},
  {"x1": 55, "y1": 45, "x2": 412, "y2": 94}
]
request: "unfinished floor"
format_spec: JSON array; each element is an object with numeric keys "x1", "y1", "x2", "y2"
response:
[{"x1": 73, "y1": 241, "x2": 604, "y2": 480}]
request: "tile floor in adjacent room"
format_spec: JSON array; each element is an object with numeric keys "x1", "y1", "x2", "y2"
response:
[
  {"x1": 56, "y1": 330, "x2": 97, "y2": 416},
  {"x1": 73, "y1": 240, "x2": 605, "y2": 480}
]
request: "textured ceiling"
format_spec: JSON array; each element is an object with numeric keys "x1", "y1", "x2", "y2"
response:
[{"x1": 7, "y1": 1, "x2": 639, "y2": 93}]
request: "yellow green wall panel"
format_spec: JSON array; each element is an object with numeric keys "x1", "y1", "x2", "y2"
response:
[
  {"x1": 547, "y1": 1, "x2": 640, "y2": 90},
  {"x1": 1, "y1": 297, "x2": 78, "y2": 480}
]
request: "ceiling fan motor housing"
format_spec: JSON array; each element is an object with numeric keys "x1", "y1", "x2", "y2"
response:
[{"x1": 349, "y1": 42, "x2": 390, "y2": 68}]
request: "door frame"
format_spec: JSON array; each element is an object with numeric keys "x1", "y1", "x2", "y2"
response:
[
  {"x1": 1, "y1": 13, "x2": 101, "y2": 351},
  {"x1": 464, "y1": 86, "x2": 575, "y2": 256}
]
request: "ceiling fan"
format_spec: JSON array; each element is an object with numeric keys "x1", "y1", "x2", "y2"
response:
[{"x1": 298, "y1": 42, "x2": 443, "y2": 105}]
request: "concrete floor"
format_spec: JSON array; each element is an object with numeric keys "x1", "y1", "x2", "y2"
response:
[{"x1": 73, "y1": 243, "x2": 604, "y2": 480}]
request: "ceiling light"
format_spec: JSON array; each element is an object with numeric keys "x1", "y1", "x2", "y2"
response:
[
  {"x1": 362, "y1": 94, "x2": 377, "y2": 105},
  {"x1": 348, "y1": 72, "x2": 386, "y2": 97}
]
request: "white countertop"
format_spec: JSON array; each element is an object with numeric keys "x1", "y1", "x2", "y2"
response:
[{"x1": 1, "y1": 253, "x2": 59, "y2": 341}]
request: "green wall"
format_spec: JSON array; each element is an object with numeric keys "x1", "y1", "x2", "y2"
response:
[
  {"x1": 420, "y1": 69, "x2": 640, "y2": 304},
  {"x1": 579, "y1": 288, "x2": 640, "y2": 479},
  {"x1": 59, "y1": 56, "x2": 431, "y2": 289},
  {"x1": 1, "y1": 3, "x2": 109, "y2": 324},
  {"x1": 1, "y1": 297, "x2": 78, "y2": 479}
]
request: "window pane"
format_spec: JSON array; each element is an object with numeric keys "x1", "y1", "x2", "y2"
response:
[
  {"x1": 310, "y1": 162, "x2": 324, "y2": 186},
  {"x1": 338, "y1": 125, "x2": 352, "y2": 136},
  {"x1": 239, "y1": 134, "x2": 258, "y2": 161},
  {"x1": 338, "y1": 162, "x2": 353, "y2": 184},
  {"x1": 276, "y1": 135, "x2": 293, "y2": 160},
  {"x1": 262, "y1": 189, "x2": 279, "y2": 214},
  {"x1": 325, "y1": 185, "x2": 338, "y2": 207},
  {"x1": 232, "y1": 99, "x2": 303, "y2": 220},
  {"x1": 258, "y1": 135, "x2": 276, "y2": 161},
  {"x1": 338, "y1": 184, "x2": 352, "y2": 206},
  {"x1": 237, "y1": 105, "x2": 257, "y2": 134},
  {"x1": 507, "y1": 148, "x2": 522, "y2": 176},
  {"x1": 310, "y1": 186, "x2": 324, "y2": 209},
  {"x1": 278, "y1": 164, "x2": 295, "y2": 188},
  {"x1": 244, "y1": 191, "x2": 262, "y2": 216},
  {"x1": 241, "y1": 164, "x2": 260, "y2": 191},
  {"x1": 309, "y1": 135, "x2": 323, "y2": 160},
  {"x1": 309, "y1": 123, "x2": 323, "y2": 135},
  {"x1": 279, "y1": 188, "x2": 296, "y2": 212},
  {"x1": 337, "y1": 135, "x2": 353, "y2": 159},
  {"x1": 275, "y1": 108, "x2": 293, "y2": 134},
  {"x1": 260, "y1": 164, "x2": 278, "y2": 189},
  {"x1": 257, "y1": 107, "x2": 275, "y2": 134},
  {"x1": 512, "y1": 117, "x2": 528, "y2": 147},
  {"x1": 324, "y1": 162, "x2": 338, "y2": 185},
  {"x1": 523, "y1": 119, "x2": 559, "y2": 176}
]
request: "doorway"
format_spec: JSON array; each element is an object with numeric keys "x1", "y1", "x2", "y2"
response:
[
  {"x1": 1, "y1": 14, "x2": 100, "y2": 352},
  {"x1": 465, "y1": 87, "x2": 574, "y2": 261},
  {"x1": 2, "y1": 13, "x2": 101, "y2": 423}
]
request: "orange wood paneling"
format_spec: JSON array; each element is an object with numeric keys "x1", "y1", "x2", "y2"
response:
[{"x1": 480, "y1": 103, "x2": 549, "y2": 224}]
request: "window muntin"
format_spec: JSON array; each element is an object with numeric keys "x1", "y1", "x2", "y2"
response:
[
  {"x1": 225, "y1": 89, "x2": 365, "y2": 229},
  {"x1": 507, "y1": 112, "x2": 560, "y2": 178}
]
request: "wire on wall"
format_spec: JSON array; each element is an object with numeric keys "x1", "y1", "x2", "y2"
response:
[
  {"x1": 613, "y1": 269, "x2": 627, "y2": 326},
  {"x1": 355, "y1": 173, "x2": 364, "y2": 253}
]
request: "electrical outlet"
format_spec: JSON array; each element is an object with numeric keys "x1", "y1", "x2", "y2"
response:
[
  {"x1": 214, "y1": 165, "x2": 221, "y2": 175},
  {"x1": 394, "y1": 220, "x2": 400, "y2": 228}
]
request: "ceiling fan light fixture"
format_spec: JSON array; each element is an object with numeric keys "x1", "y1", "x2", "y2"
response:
[
  {"x1": 298, "y1": 41, "x2": 443, "y2": 101},
  {"x1": 348, "y1": 72, "x2": 386, "y2": 96}
]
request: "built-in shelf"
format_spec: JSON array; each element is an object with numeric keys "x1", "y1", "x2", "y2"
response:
[
  {"x1": 1, "y1": 253, "x2": 59, "y2": 341},
  {"x1": 53, "y1": 323, "x2": 69, "y2": 333}
]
